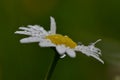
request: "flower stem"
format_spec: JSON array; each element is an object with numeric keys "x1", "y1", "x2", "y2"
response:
[{"x1": 44, "y1": 48, "x2": 60, "y2": 80}]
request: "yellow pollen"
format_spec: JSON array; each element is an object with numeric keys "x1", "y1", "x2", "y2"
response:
[{"x1": 46, "y1": 34, "x2": 77, "y2": 48}]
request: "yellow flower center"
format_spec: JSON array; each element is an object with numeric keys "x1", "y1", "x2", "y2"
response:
[{"x1": 46, "y1": 34, "x2": 77, "y2": 48}]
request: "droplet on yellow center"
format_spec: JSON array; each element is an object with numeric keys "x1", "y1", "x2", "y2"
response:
[{"x1": 46, "y1": 34, "x2": 77, "y2": 48}]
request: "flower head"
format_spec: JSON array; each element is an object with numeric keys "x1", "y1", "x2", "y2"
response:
[{"x1": 15, "y1": 16, "x2": 104, "y2": 63}]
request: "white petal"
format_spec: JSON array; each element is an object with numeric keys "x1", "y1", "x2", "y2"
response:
[
  {"x1": 20, "y1": 37, "x2": 41, "y2": 43},
  {"x1": 27, "y1": 25, "x2": 43, "y2": 31},
  {"x1": 56, "y1": 45, "x2": 66, "y2": 55},
  {"x1": 16, "y1": 25, "x2": 48, "y2": 37},
  {"x1": 50, "y1": 16, "x2": 56, "y2": 34},
  {"x1": 60, "y1": 54, "x2": 66, "y2": 58},
  {"x1": 39, "y1": 39, "x2": 55, "y2": 47},
  {"x1": 28, "y1": 25, "x2": 48, "y2": 36},
  {"x1": 75, "y1": 45, "x2": 104, "y2": 63},
  {"x1": 66, "y1": 49, "x2": 76, "y2": 58},
  {"x1": 90, "y1": 39, "x2": 102, "y2": 46},
  {"x1": 90, "y1": 54, "x2": 104, "y2": 64},
  {"x1": 15, "y1": 31, "x2": 31, "y2": 35},
  {"x1": 75, "y1": 45, "x2": 90, "y2": 56},
  {"x1": 19, "y1": 27, "x2": 32, "y2": 31}
]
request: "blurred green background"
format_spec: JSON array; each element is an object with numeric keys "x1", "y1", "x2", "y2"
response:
[{"x1": 0, "y1": 0, "x2": 120, "y2": 80}]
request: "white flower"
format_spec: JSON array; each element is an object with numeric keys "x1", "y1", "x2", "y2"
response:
[{"x1": 15, "y1": 16, "x2": 104, "y2": 64}]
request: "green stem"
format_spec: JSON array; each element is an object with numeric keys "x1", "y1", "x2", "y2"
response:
[{"x1": 44, "y1": 48, "x2": 60, "y2": 80}]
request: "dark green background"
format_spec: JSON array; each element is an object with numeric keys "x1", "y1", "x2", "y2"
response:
[{"x1": 0, "y1": 0, "x2": 120, "y2": 80}]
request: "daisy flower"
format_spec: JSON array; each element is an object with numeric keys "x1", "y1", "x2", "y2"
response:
[{"x1": 15, "y1": 16, "x2": 104, "y2": 63}]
